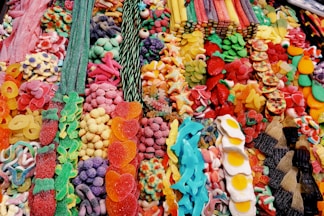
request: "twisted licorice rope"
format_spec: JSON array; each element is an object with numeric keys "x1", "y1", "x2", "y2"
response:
[{"x1": 119, "y1": 0, "x2": 143, "y2": 103}]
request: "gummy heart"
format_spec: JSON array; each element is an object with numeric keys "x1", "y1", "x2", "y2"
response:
[
  {"x1": 107, "y1": 163, "x2": 137, "y2": 178},
  {"x1": 107, "y1": 140, "x2": 137, "y2": 168},
  {"x1": 105, "y1": 170, "x2": 135, "y2": 202},
  {"x1": 113, "y1": 101, "x2": 142, "y2": 119},
  {"x1": 111, "y1": 117, "x2": 140, "y2": 141},
  {"x1": 106, "y1": 193, "x2": 137, "y2": 216}
]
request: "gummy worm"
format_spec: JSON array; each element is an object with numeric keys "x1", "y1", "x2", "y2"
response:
[{"x1": 76, "y1": 184, "x2": 100, "y2": 215}]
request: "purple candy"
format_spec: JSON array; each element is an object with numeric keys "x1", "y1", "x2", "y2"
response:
[
  {"x1": 96, "y1": 166, "x2": 107, "y2": 177},
  {"x1": 83, "y1": 159, "x2": 93, "y2": 169},
  {"x1": 79, "y1": 171, "x2": 88, "y2": 181},
  {"x1": 92, "y1": 157, "x2": 104, "y2": 168},
  {"x1": 86, "y1": 177, "x2": 95, "y2": 184},
  {"x1": 90, "y1": 185, "x2": 106, "y2": 197},
  {"x1": 72, "y1": 176, "x2": 82, "y2": 186},
  {"x1": 78, "y1": 161, "x2": 84, "y2": 170},
  {"x1": 87, "y1": 168, "x2": 97, "y2": 178},
  {"x1": 93, "y1": 177, "x2": 104, "y2": 187}
]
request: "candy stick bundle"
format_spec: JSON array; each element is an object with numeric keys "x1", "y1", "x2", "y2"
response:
[{"x1": 168, "y1": 0, "x2": 260, "y2": 39}]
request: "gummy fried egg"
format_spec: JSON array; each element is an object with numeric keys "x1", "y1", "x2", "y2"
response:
[
  {"x1": 221, "y1": 135, "x2": 245, "y2": 152},
  {"x1": 216, "y1": 114, "x2": 245, "y2": 140},
  {"x1": 225, "y1": 174, "x2": 254, "y2": 202},
  {"x1": 222, "y1": 150, "x2": 251, "y2": 176},
  {"x1": 229, "y1": 199, "x2": 256, "y2": 216}
]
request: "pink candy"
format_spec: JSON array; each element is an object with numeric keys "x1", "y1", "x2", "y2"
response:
[
  {"x1": 137, "y1": 117, "x2": 170, "y2": 161},
  {"x1": 84, "y1": 83, "x2": 124, "y2": 115},
  {"x1": 18, "y1": 80, "x2": 58, "y2": 111}
]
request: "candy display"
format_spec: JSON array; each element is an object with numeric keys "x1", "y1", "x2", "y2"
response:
[{"x1": 1, "y1": 0, "x2": 324, "y2": 215}]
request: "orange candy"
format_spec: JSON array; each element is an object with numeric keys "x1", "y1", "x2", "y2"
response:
[
  {"x1": 111, "y1": 117, "x2": 140, "y2": 141},
  {"x1": 113, "y1": 101, "x2": 142, "y2": 119},
  {"x1": 0, "y1": 127, "x2": 10, "y2": 150},
  {"x1": 105, "y1": 170, "x2": 135, "y2": 202},
  {"x1": 0, "y1": 97, "x2": 10, "y2": 121}
]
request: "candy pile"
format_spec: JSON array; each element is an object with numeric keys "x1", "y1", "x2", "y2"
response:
[
  {"x1": 137, "y1": 116, "x2": 170, "y2": 160},
  {"x1": 1, "y1": 0, "x2": 324, "y2": 215}
]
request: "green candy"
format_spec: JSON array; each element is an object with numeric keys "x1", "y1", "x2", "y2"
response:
[
  {"x1": 298, "y1": 74, "x2": 312, "y2": 87},
  {"x1": 312, "y1": 80, "x2": 324, "y2": 102},
  {"x1": 33, "y1": 178, "x2": 55, "y2": 194}
]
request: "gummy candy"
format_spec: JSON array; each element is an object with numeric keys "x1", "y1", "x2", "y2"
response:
[
  {"x1": 113, "y1": 101, "x2": 142, "y2": 119},
  {"x1": 107, "y1": 140, "x2": 137, "y2": 168},
  {"x1": 105, "y1": 170, "x2": 135, "y2": 202},
  {"x1": 106, "y1": 193, "x2": 137, "y2": 216},
  {"x1": 111, "y1": 117, "x2": 140, "y2": 141}
]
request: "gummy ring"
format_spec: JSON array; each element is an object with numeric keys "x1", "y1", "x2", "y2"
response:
[
  {"x1": 0, "y1": 115, "x2": 12, "y2": 128},
  {"x1": 1, "y1": 81, "x2": 19, "y2": 99},
  {"x1": 195, "y1": 54, "x2": 206, "y2": 61},
  {"x1": 23, "y1": 122, "x2": 41, "y2": 140},
  {"x1": 6, "y1": 63, "x2": 21, "y2": 78},
  {"x1": 7, "y1": 98, "x2": 18, "y2": 110},
  {"x1": 8, "y1": 115, "x2": 32, "y2": 130}
]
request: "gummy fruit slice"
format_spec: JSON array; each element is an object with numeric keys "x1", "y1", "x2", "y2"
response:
[
  {"x1": 111, "y1": 117, "x2": 139, "y2": 141},
  {"x1": 113, "y1": 101, "x2": 142, "y2": 119},
  {"x1": 107, "y1": 140, "x2": 137, "y2": 168}
]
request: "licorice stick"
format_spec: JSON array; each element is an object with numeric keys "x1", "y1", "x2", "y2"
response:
[
  {"x1": 58, "y1": 0, "x2": 80, "y2": 94},
  {"x1": 224, "y1": 0, "x2": 240, "y2": 26},
  {"x1": 76, "y1": 0, "x2": 95, "y2": 94},
  {"x1": 208, "y1": 0, "x2": 218, "y2": 27},
  {"x1": 194, "y1": 0, "x2": 203, "y2": 26},
  {"x1": 178, "y1": 0, "x2": 187, "y2": 27},
  {"x1": 188, "y1": 0, "x2": 198, "y2": 26},
  {"x1": 171, "y1": 0, "x2": 181, "y2": 30},
  {"x1": 198, "y1": 0, "x2": 208, "y2": 27},
  {"x1": 233, "y1": 0, "x2": 250, "y2": 28},
  {"x1": 68, "y1": 0, "x2": 86, "y2": 93},
  {"x1": 213, "y1": 0, "x2": 224, "y2": 26},
  {"x1": 167, "y1": 0, "x2": 175, "y2": 33}
]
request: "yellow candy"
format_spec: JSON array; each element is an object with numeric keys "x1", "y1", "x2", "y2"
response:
[
  {"x1": 8, "y1": 115, "x2": 32, "y2": 130},
  {"x1": 23, "y1": 122, "x2": 41, "y2": 140},
  {"x1": 1, "y1": 81, "x2": 19, "y2": 99}
]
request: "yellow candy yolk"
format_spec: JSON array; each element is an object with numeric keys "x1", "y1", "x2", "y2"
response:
[
  {"x1": 229, "y1": 137, "x2": 242, "y2": 145},
  {"x1": 231, "y1": 174, "x2": 248, "y2": 190},
  {"x1": 235, "y1": 201, "x2": 251, "y2": 213},
  {"x1": 226, "y1": 118, "x2": 239, "y2": 129},
  {"x1": 227, "y1": 151, "x2": 244, "y2": 167}
]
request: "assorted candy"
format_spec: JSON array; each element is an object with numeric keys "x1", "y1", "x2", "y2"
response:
[{"x1": 1, "y1": 0, "x2": 324, "y2": 215}]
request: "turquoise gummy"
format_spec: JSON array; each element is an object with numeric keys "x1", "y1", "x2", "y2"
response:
[{"x1": 170, "y1": 118, "x2": 208, "y2": 215}]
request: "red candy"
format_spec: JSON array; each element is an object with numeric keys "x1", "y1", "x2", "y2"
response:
[
  {"x1": 35, "y1": 150, "x2": 56, "y2": 178},
  {"x1": 106, "y1": 194, "x2": 137, "y2": 216},
  {"x1": 107, "y1": 140, "x2": 137, "y2": 168},
  {"x1": 207, "y1": 56, "x2": 225, "y2": 76},
  {"x1": 39, "y1": 120, "x2": 58, "y2": 146}
]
